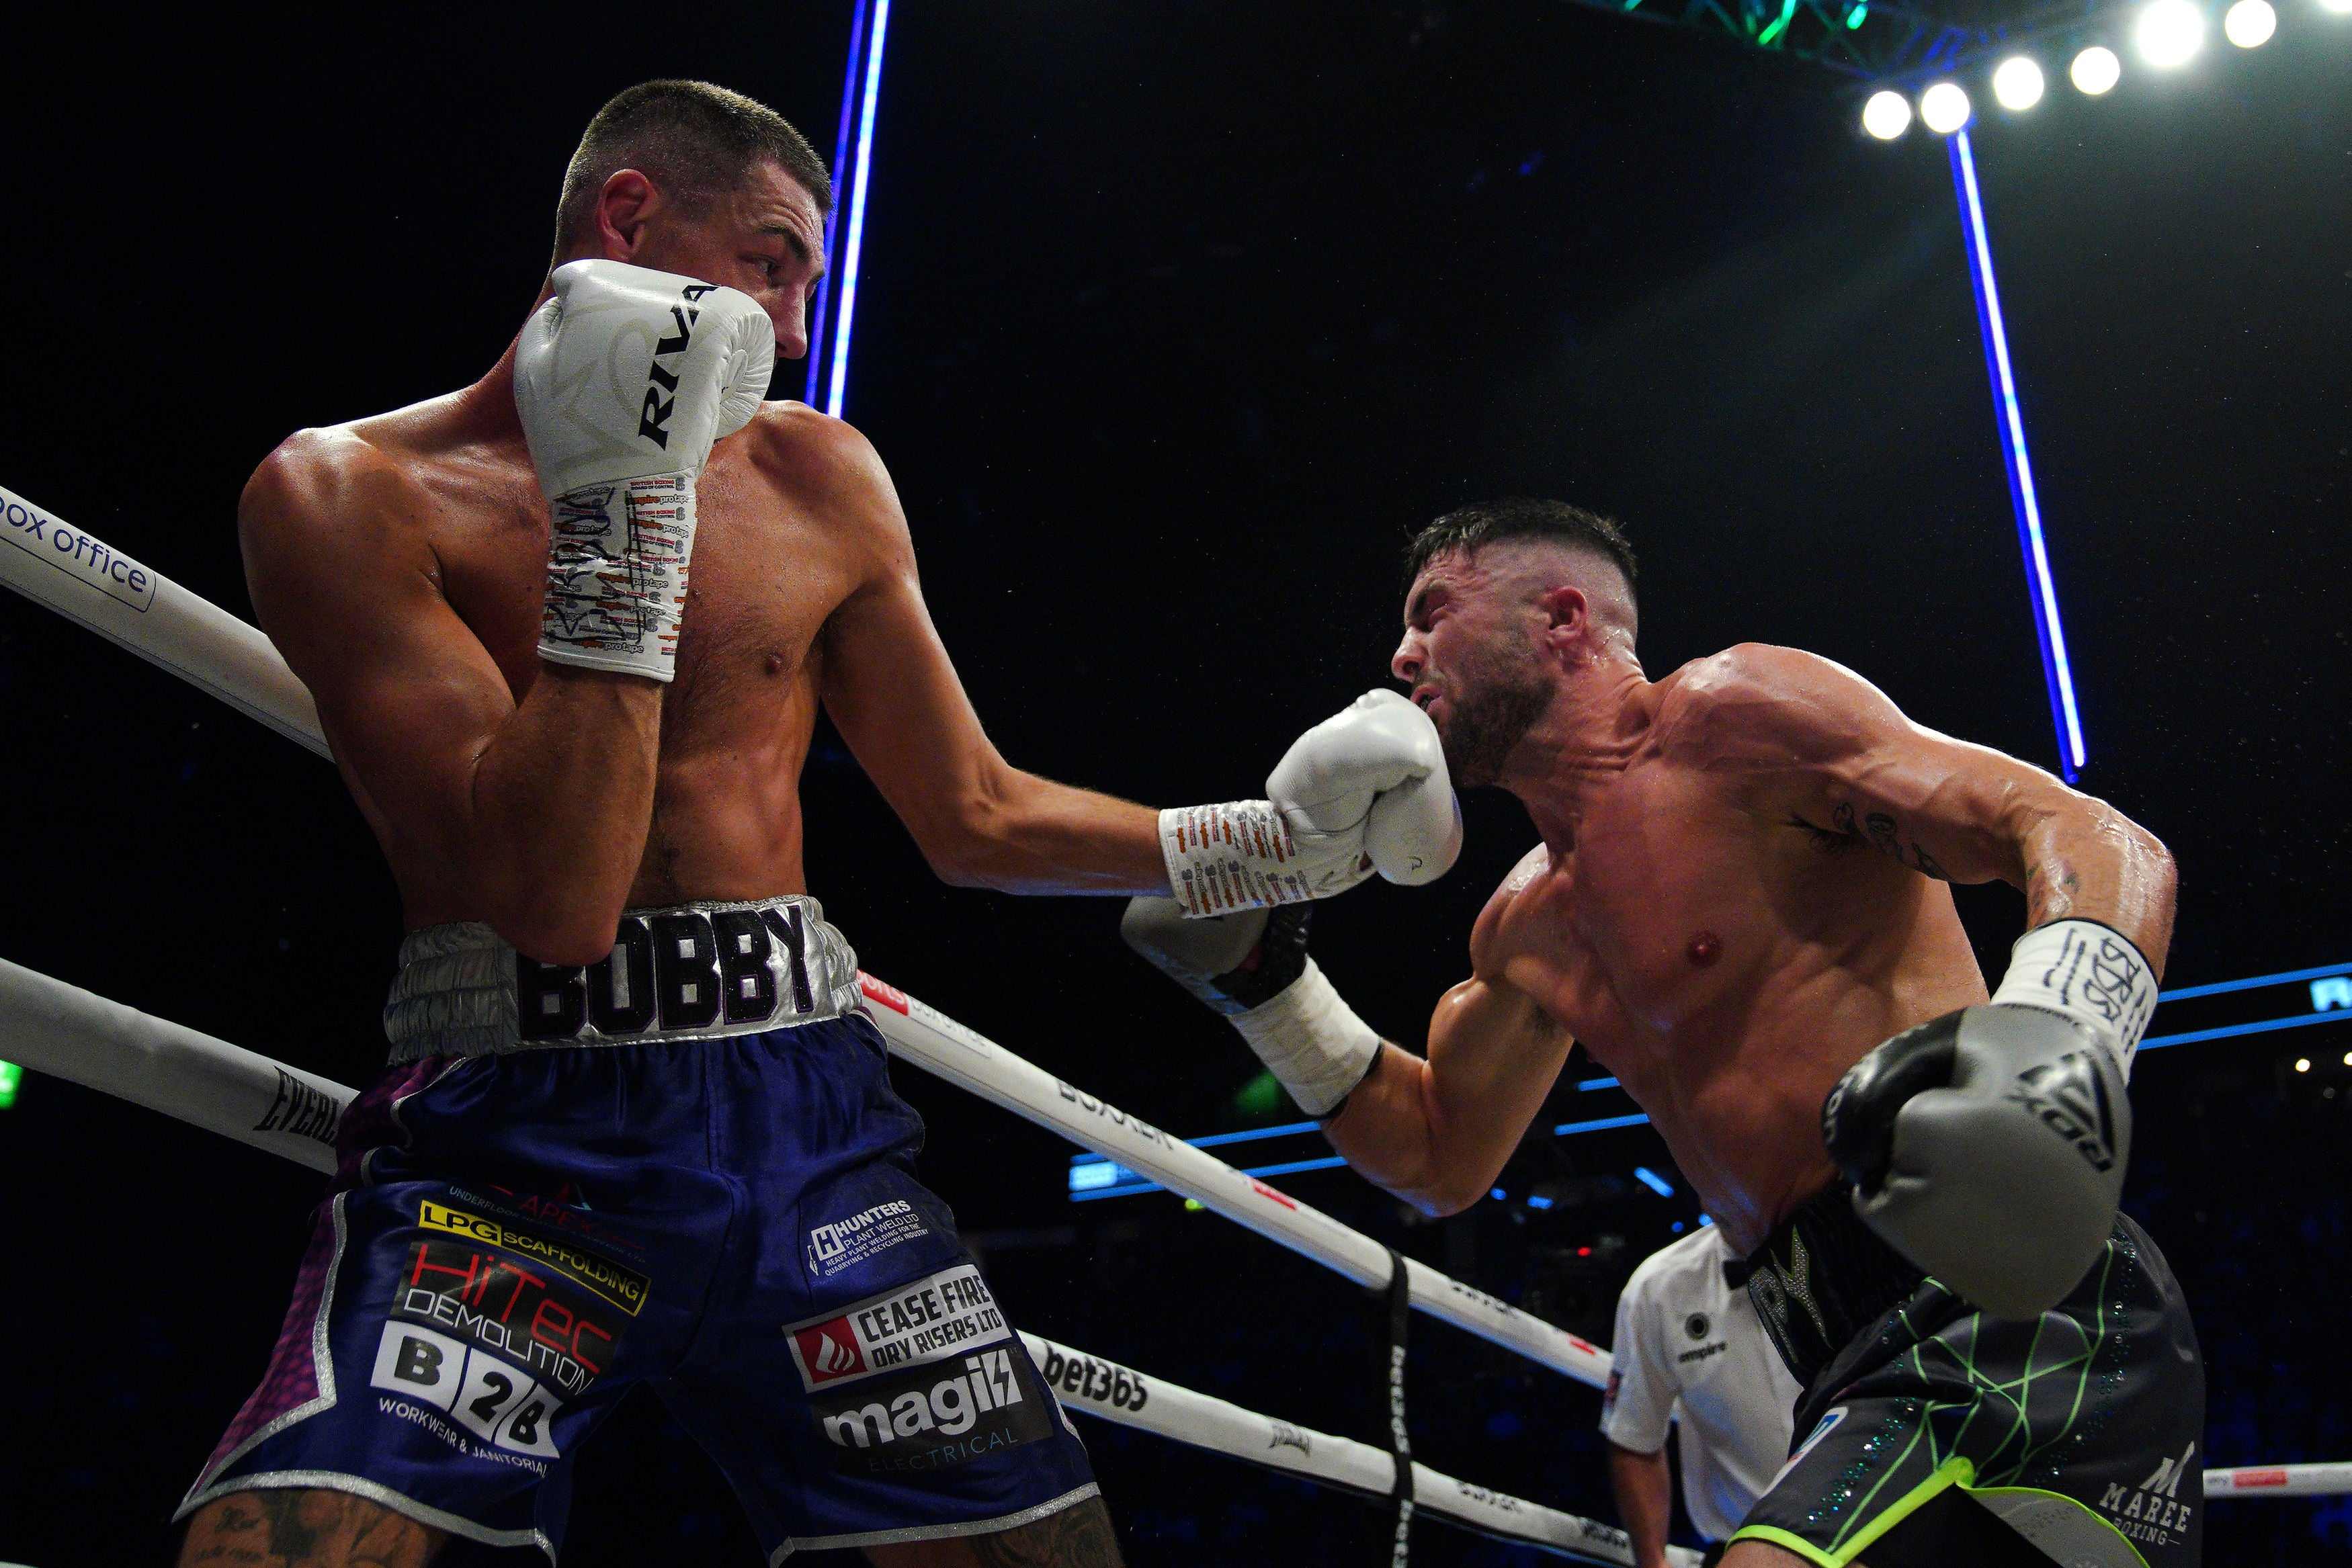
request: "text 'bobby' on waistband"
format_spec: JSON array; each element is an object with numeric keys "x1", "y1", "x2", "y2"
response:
[{"x1": 383, "y1": 895, "x2": 864, "y2": 1061}]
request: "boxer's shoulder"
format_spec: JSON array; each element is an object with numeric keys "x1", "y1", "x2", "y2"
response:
[
  {"x1": 241, "y1": 419, "x2": 440, "y2": 550},
  {"x1": 728, "y1": 402, "x2": 892, "y2": 505},
  {"x1": 721, "y1": 401, "x2": 913, "y2": 563},
  {"x1": 1469, "y1": 842, "x2": 1558, "y2": 965},
  {"x1": 1648, "y1": 643, "x2": 1892, "y2": 769},
  {"x1": 244, "y1": 388, "x2": 510, "y2": 539}
]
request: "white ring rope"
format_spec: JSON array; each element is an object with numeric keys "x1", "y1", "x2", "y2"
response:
[
  {"x1": 0, "y1": 482, "x2": 327, "y2": 759},
  {"x1": 1018, "y1": 1332, "x2": 1685, "y2": 1563},
  {"x1": 2203, "y1": 1464, "x2": 2352, "y2": 1499},
  {"x1": 0, "y1": 956, "x2": 1681, "y2": 1566},
  {"x1": 858, "y1": 975, "x2": 1611, "y2": 1387},
  {"x1": 0, "y1": 955, "x2": 350, "y2": 1172}
]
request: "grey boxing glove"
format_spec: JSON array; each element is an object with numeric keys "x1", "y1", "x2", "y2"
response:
[
  {"x1": 1822, "y1": 920, "x2": 2157, "y2": 1320},
  {"x1": 1120, "y1": 899, "x2": 1382, "y2": 1118}
]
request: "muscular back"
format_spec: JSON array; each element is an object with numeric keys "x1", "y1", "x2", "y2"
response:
[{"x1": 1472, "y1": 649, "x2": 1994, "y2": 1253}]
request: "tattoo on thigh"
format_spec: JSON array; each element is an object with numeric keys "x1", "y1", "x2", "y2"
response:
[
  {"x1": 181, "y1": 1487, "x2": 445, "y2": 1568},
  {"x1": 968, "y1": 1499, "x2": 1124, "y2": 1568}
]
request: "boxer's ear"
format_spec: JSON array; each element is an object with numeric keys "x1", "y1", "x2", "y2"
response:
[
  {"x1": 593, "y1": 169, "x2": 661, "y2": 261},
  {"x1": 1535, "y1": 583, "x2": 1591, "y2": 649}
]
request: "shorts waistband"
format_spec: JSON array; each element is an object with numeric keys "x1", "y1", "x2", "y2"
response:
[
  {"x1": 1745, "y1": 1184, "x2": 1927, "y2": 1389},
  {"x1": 384, "y1": 894, "x2": 863, "y2": 1061}
]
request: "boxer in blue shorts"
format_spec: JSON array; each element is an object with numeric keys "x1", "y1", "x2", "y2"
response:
[{"x1": 181, "y1": 80, "x2": 1458, "y2": 1565}]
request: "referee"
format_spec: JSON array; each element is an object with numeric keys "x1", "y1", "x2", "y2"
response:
[{"x1": 1603, "y1": 1224, "x2": 1804, "y2": 1567}]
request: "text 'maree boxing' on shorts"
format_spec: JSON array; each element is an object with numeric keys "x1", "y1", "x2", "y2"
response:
[{"x1": 179, "y1": 898, "x2": 1097, "y2": 1562}]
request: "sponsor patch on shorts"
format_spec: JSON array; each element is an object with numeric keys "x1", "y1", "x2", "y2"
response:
[
  {"x1": 368, "y1": 1321, "x2": 564, "y2": 1465},
  {"x1": 417, "y1": 1199, "x2": 650, "y2": 1316},
  {"x1": 809, "y1": 1344, "x2": 1051, "y2": 1474},
  {"x1": 784, "y1": 1263, "x2": 1011, "y2": 1391},
  {"x1": 393, "y1": 1235, "x2": 623, "y2": 1399},
  {"x1": 804, "y1": 1199, "x2": 931, "y2": 1279}
]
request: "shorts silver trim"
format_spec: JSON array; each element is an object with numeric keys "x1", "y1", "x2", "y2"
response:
[
  {"x1": 179, "y1": 1193, "x2": 348, "y2": 1501},
  {"x1": 769, "y1": 1481, "x2": 1103, "y2": 1563}
]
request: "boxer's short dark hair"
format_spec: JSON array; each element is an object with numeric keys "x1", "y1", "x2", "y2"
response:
[
  {"x1": 1402, "y1": 497, "x2": 1638, "y2": 599},
  {"x1": 556, "y1": 81, "x2": 831, "y2": 253}
]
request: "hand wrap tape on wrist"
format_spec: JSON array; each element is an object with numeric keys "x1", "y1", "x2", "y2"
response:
[
  {"x1": 1229, "y1": 958, "x2": 1382, "y2": 1119},
  {"x1": 538, "y1": 472, "x2": 696, "y2": 681},
  {"x1": 1159, "y1": 801, "x2": 1314, "y2": 917},
  {"x1": 1989, "y1": 918, "x2": 2158, "y2": 1078}
]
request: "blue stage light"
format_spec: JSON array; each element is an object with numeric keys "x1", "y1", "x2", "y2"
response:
[
  {"x1": 1553, "y1": 1111, "x2": 1652, "y2": 1137},
  {"x1": 1951, "y1": 130, "x2": 2087, "y2": 779},
  {"x1": 825, "y1": 0, "x2": 894, "y2": 419},
  {"x1": 1634, "y1": 1166, "x2": 1676, "y2": 1197}
]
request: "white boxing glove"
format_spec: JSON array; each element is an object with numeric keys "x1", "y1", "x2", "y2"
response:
[
  {"x1": 515, "y1": 259, "x2": 775, "y2": 682},
  {"x1": 1158, "y1": 689, "x2": 1462, "y2": 918}
]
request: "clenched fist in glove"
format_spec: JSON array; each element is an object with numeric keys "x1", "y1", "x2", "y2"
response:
[
  {"x1": 1823, "y1": 919, "x2": 2158, "y2": 1319},
  {"x1": 516, "y1": 259, "x2": 775, "y2": 683},
  {"x1": 1120, "y1": 899, "x2": 1383, "y2": 1119},
  {"x1": 1158, "y1": 689, "x2": 1462, "y2": 917}
]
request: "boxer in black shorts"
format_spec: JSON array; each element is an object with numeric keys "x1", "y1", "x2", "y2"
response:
[{"x1": 1126, "y1": 497, "x2": 2202, "y2": 1567}]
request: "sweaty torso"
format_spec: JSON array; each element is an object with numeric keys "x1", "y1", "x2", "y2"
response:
[
  {"x1": 1476, "y1": 660, "x2": 1988, "y2": 1256},
  {"x1": 342, "y1": 395, "x2": 853, "y2": 926}
]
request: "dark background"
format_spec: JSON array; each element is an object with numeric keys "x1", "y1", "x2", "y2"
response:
[{"x1": 2, "y1": 1, "x2": 2347, "y2": 1563}]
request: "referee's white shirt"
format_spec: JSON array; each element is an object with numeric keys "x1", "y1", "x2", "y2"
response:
[{"x1": 1599, "y1": 1225, "x2": 1804, "y2": 1542}]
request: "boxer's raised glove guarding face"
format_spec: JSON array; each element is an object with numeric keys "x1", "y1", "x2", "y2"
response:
[
  {"x1": 516, "y1": 259, "x2": 775, "y2": 682},
  {"x1": 1158, "y1": 689, "x2": 1463, "y2": 918},
  {"x1": 1824, "y1": 1004, "x2": 2132, "y2": 1321},
  {"x1": 1120, "y1": 898, "x2": 1380, "y2": 1119}
]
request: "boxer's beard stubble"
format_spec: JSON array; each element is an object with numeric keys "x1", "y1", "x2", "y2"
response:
[{"x1": 1437, "y1": 645, "x2": 1552, "y2": 789}]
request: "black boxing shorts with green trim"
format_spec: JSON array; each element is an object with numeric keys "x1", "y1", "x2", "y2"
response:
[{"x1": 1733, "y1": 1188, "x2": 2205, "y2": 1568}]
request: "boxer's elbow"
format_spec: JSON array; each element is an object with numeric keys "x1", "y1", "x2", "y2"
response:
[
  {"x1": 911, "y1": 761, "x2": 1047, "y2": 890},
  {"x1": 1368, "y1": 1166, "x2": 1487, "y2": 1219},
  {"x1": 1412, "y1": 1169, "x2": 1497, "y2": 1218},
  {"x1": 913, "y1": 811, "x2": 1005, "y2": 889},
  {"x1": 1329, "y1": 1088, "x2": 1492, "y2": 1217},
  {"x1": 490, "y1": 902, "x2": 627, "y2": 970},
  {"x1": 470, "y1": 867, "x2": 630, "y2": 967}
]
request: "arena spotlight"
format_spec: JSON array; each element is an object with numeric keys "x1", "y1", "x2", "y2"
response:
[
  {"x1": 1863, "y1": 89, "x2": 1914, "y2": 137},
  {"x1": 1993, "y1": 56, "x2": 2047, "y2": 108},
  {"x1": 2224, "y1": 0, "x2": 2277, "y2": 43},
  {"x1": 2138, "y1": 0, "x2": 2206, "y2": 66},
  {"x1": 2322, "y1": 0, "x2": 2352, "y2": 15},
  {"x1": 2072, "y1": 45, "x2": 2124, "y2": 91},
  {"x1": 1920, "y1": 81, "x2": 1973, "y2": 132},
  {"x1": 2296, "y1": 1057, "x2": 2312, "y2": 1072}
]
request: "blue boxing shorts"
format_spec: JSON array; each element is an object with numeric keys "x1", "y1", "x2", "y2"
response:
[{"x1": 177, "y1": 897, "x2": 1098, "y2": 1561}]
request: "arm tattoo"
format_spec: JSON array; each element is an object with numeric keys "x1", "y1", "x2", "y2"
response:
[
  {"x1": 1787, "y1": 802, "x2": 1946, "y2": 879},
  {"x1": 1862, "y1": 810, "x2": 1947, "y2": 879},
  {"x1": 180, "y1": 1487, "x2": 445, "y2": 1568},
  {"x1": 966, "y1": 1499, "x2": 1125, "y2": 1567}
]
